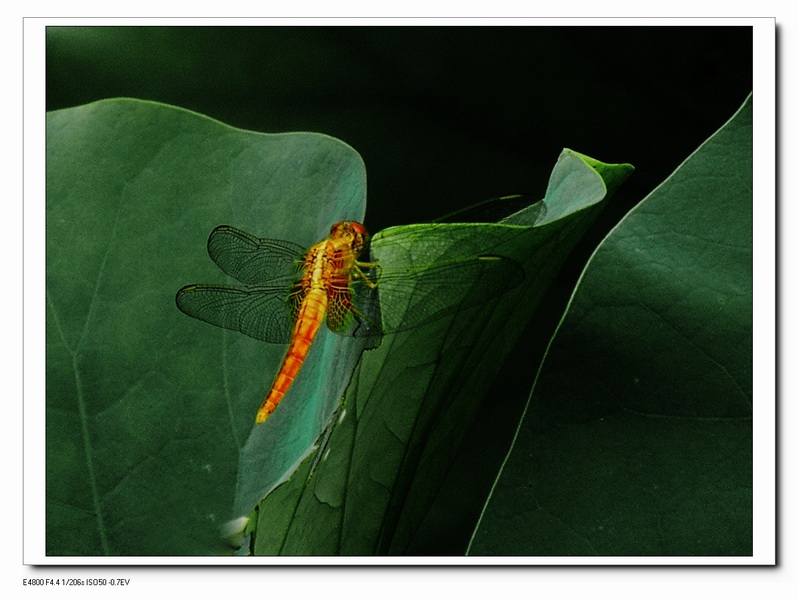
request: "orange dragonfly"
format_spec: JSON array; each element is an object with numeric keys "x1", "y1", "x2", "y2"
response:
[{"x1": 176, "y1": 221, "x2": 521, "y2": 423}]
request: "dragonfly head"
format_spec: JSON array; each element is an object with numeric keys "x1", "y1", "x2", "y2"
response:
[{"x1": 330, "y1": 221, "x2": 369, "y2": 255}]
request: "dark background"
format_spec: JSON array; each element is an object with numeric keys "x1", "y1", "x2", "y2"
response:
[
  {"x1": 46, "y1": 26, "x2": 753, "y2": 231},
  {"x1": 46, "y1": 25, "x2": 753, "y2": 554}
]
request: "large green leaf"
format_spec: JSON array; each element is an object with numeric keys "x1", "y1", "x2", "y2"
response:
[
  {"x1": 468, "y1": 95, "x2": 752, "y2": 556},
  {"x1": 46, "y1": 99, "x2": 367, "y2": 555},
  {"x1": 249, "y1": 151, "x2": 633, "y2": 555}
]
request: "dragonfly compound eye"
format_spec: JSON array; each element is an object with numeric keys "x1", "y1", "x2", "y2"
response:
[
  {"x1": 348, "y1": 221, "x2": 369, "y2": 250},
  {"x1": 349, "y1": 221, "x2": 368, "y2": 237},
  {"x1": 330, "y1": 221, "x2": 369, "y2": 247}
]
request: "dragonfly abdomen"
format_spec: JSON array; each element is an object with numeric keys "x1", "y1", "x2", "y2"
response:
[{"x1": 255, "y1": 287, "x2": 328, "y2": 423}]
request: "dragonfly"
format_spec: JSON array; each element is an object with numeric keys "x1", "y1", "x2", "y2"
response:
[{"x1": 176, "y1": 221, "x2": 522, "y2": 424}]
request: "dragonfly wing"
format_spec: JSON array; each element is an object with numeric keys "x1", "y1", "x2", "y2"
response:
[
  {"x1": 351, "y1": 254, "x2": 524, "y2": 337},
  {"x1": 207, "y1": 225, "x2": 306, "y2": 285},
  {"x1": 325, "y1": 285, "x2": 354, "y2": 334},
  {"x1": 176, "y1": 283, "x2": 296, "y2": 343},
  {"x1": 433, "y1": 194, "x2": 546, "y2": 225}
]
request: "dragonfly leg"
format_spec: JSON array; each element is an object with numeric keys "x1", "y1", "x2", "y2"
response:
[{"x1": 352, "y1": 263, "x2": 380, "y2": 289}]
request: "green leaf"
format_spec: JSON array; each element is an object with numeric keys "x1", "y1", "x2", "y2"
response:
[
  {"x1": 250, "y1": 151, "x2": 633, "y2": 555},
  {"x1": 46, "y1": 98, "x2": 367, "y2": 555},
  {"x1": 468, "y1": 95, "x2": 752, "y2": 556}
]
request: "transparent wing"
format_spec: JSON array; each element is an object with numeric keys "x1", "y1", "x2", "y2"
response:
[
  {"x1": 175, "y1": 283, "x2": 297, "y2": 343},
  {"x1": 432, "y1": 193, "x2": 546, "y2": 225},
  {"x1": 326, "y1": 287, "x2": 355, "y2": 334},
  {"x1": 207, "y1": 225, "x2": 306, "y2": 284},
  {"x1": 350, "y1": 254, "x2": 524, "y2": 337}
]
